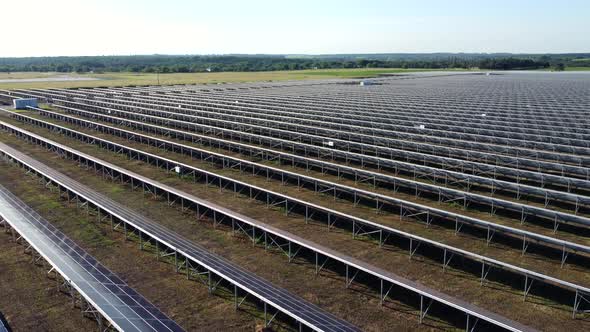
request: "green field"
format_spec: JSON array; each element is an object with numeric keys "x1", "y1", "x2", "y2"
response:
[
  {"x1": 564, "y1": 66, "x2": 590, "y2": 71},
  {"x1": 0, "y1": 68, "x2": 467, "y2": 89}
]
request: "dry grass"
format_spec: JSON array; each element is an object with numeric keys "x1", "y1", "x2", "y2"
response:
[{"x1": 0, "y1": 68, "x2": 455, "y2": 90}]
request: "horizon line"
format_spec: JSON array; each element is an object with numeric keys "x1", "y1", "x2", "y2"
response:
[{"x1": 2, "y1": 52, "x2": 590, "y2": 59}]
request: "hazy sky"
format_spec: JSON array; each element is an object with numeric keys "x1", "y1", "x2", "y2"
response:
[{"x1": 3, "y1": 0, "x2": 589, "y2": 57}]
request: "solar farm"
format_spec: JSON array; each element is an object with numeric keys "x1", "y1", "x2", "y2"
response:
[{"x1": 0, "y1": 71, "x2": 588, "y2": 331}]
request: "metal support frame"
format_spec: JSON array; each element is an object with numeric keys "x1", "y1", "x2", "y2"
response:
[{"x1": 0, "y1": 217, "x2": 113, "y2": 331}]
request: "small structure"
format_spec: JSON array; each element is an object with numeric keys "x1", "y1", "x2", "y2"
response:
[
  {"x1": 13, "y1": 98, "x2": 38, "y2": 110},
  {"x1": 359, "y1": 80, "x2": 375, "y2": 86}
]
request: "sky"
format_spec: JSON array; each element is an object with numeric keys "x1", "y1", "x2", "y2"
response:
[{"x1": 3, "y1": 0, "x2": 589, "y2": 57}]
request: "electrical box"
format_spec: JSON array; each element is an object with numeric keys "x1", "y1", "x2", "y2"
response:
[{"x1": 13, "y1": 98, "x2": 38, "y2": 110}]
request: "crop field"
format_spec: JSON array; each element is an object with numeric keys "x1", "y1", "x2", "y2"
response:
[{"x1": 0, "y1": 71, "x2": 589, "y2": 332}]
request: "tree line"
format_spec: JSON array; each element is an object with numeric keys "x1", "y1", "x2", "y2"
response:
[{"x1": 0, "y1": 54, "x2": 584, "y2": 73}]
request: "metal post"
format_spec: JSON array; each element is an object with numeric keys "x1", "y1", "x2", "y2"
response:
[
  {"x1": 264, "y1": 302, "x2": 268, "y2": 327},
  {"x1": 234, "y1": 284, "x2": 238, "y2": 310}
]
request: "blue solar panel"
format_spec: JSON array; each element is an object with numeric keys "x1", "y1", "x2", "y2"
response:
[
  {"x1": 0, "y1": 314, "x2": 9, "y2": 332},
  {"x1": 0, "y1": 185, "x2": 184, "y2": 332}
]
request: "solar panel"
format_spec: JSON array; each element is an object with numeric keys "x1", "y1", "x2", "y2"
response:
[
  {"x1": 13, "y1": 106, "x2": 590, "y2": 212},
  {"x1": 0, "y1": 315, "x2": 8, "y2": 332},
  {"x1": 0, "y1": 185, "x2": 184, "y2": 332},
  {"x1": 31, "y1": 100, "x2": 590, "y2": 229}
]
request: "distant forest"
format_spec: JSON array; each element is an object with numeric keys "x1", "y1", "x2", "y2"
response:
[{"x1": 0, "y1": 53, "x2": 587, "y2": 73}]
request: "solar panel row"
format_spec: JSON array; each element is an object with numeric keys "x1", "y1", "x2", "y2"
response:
[
  {"x1": 31, "y1": 102, "x2": 590, "y2": 195},
  {"x1": 25, "y1": 104, "x2": 590, "y2": 214},
  {"x1": 40, "y1": 99, "x2": 590, "y2": 229},
  {"x1": 128, "y1": 86, "x2": 589, "y2": 142},
  {"x1": 0, "y1": 316, "x2": 8, "y2": 332},
  {"x1": 56, "y1": 96, "x2": 590, "y2": 165},
  {"x1": 0, "y1": 185, "x2": 184, "y2": 332},
  {"x1": 7, "y1": 89, "x2": 589, "y2": 181},
  {"x1": 83, "y1": 93, "x2": 590, "y2": 151}
]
